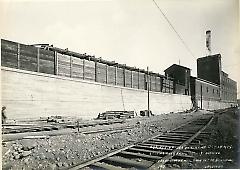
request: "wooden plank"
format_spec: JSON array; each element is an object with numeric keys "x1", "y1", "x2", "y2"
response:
[
  {"x1": 103, "y1": 156, "x2": 152, "y2": 169},
  {"x1": 1, "y1": 39, "x2": 18, "y2": 52},
  {"x1": 125, "y1": 69, "x2": 132, "y2": 88},
  {"x1": 132, "y1": 71, "x2": 139, "y2": 89},
  {"x1": 1, "y1": 51, "x2": 18, "y2": 68},
  {"x1": 20, "y1": 52, "x2": 38, "y2": 72},
  {"x1": 107, "y1": 65, "x2": 116, "y2": 85},
  {"x1": 96, "y1": 62, "x2": 107, "y2": 83},
  {"x1": 139, "y1": 73, "x2": 145, "y2": 89},
  {"x1": 117, "y1": 67, "x2": 124, "y2": 86},
  {"x1": 37, "y1": 48, "x2": 40, "y2": 72},
  {"x1": 91, "y1": 162, "x2": 127, "y2": 170},
  {"x1": 156, "y1": 77, "x2": 161, "y2": 92},
  {"x1": 71, "y1": 58, "x2": 84, "y2": 79},
  {"x1": 39, "y1": 59, "x2": 54, "y2": 74},
  {"x1": 39, "y1": 49, "x2": 54, "y2": 61},
  {"x1": 150, "y1": 75, "x2": 156, "y2": 91},
  {"x1": 17, "y1": 43, "x2": 20, "y2": 68},
  {"x1": 136, "y1": 144, "x2": 173, "y2": 152},
  {"x1": 58, "y1": 53, "x2": 70, "y2": 77},
  {"x1": 149, "y1": 116, "x2": 214, "y2": 169},
  {"x1": 119, "y1": 151, "x2": 162, "y2": 160},
  {"x1": 84, "y1": 60, "x2": 95, "y2": 81}
]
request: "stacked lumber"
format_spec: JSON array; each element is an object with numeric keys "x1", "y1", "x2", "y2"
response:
[{"x1": 97, "y1": 111, "x2": 134, "y2": 120}]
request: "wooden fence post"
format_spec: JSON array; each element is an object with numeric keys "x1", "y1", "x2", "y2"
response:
[
  {"x1": 83, "y1": 59, "x2": 85, "y2": 80},
  {"x1": 37, "y1": 48, "x2": 40, "y2": 72},
  {"x1": 17, "y1": 43, "x2": 20, "y2": 69},
  {"x1": 70, "y1": 56, "x2": 72, "y2": 78}
]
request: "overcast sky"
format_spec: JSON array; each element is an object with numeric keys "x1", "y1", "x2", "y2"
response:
[{"x1": 1, "y1": 0, "x2": 239, "y2": 96}]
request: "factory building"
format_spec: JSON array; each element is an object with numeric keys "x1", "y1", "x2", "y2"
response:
[
  {"x1": 192, "y1": 54, "x2": 237, "y2": 109},
  {"x1": 164, "y1": 64, "x2": 191, "y2": 95}
]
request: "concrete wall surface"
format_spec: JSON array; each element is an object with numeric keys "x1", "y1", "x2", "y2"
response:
[
  {"x1": 1, "y1": 67, "x2": 192, "y2": 120},
  {"x1": 197, "y1": 99, "x2": 237, "y2": 110}
]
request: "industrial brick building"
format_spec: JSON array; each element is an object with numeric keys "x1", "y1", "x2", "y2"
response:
[
  {"x1": 192, "y1": 54, "x2": 237, "y2": 109},
  {"x1": 164, "y1": 64, "x2": 191, "y2": 95}
]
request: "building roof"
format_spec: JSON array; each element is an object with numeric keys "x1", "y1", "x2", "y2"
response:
[
  {"x1": 190, "y1": 76, "x2": 220, "y2": 87},
  {"x1": 164, "y1": 64, "x2": 190, "y2": 72},
  {"x1": 197, "y1": 53, "x2": 221, "y2": 61}
]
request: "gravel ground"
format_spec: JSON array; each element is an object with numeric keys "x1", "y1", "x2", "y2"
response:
[{"x1": 2, "y1": 111, "x2": 210, "y2": 170}]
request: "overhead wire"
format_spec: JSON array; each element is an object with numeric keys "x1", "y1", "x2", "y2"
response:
[{"x1": 152, "y1": 0, "x2": 195, "y2": 59}]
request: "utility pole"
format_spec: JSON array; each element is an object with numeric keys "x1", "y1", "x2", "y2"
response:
[
  {"x1": 147, "y1": 66, "x2": 150, "y2": 117},
  {"x1": 200, "y1": 85, "x2": 203, "y2": 109}
]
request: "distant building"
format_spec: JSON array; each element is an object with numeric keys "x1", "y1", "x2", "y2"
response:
[
  {"x1": 193, "y1": 54, "x2": 237, "y2": 109},
  {"x1": 164, "y1": 64, "x2": 191, "y2": 95},
  {"x1": 190, "y1": 76, "x2": 221, "y2": 110},
  {"x1": 197, "y1": 54, "x2": 221, "y2": 85},
  {"x1": 220, "y1": 71, "x2": 237, "y2": 103}
]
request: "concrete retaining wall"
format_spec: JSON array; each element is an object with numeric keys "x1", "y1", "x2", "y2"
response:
[
  {"x1": 197, "y1": 99, "x2": 237, "y2": 110},
  {"x1": 1, "y1": 67, "x2": 192, "y2": 120}
]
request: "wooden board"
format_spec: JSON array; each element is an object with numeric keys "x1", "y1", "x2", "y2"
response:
[
  {"x1": 1, "y1": 51, "x2": 18, "y2": 68},
  {"x1": 57, "y1": 53, "x2": 70, "y2": 77},
  {"x1": 84, "y1": 60, "x2": 95, "y2": 81},
  {"x1": 156, "y1": 76, "x2": 161, "y2": 92},
  {"x1": 117, "y1": 67, "x2": 124, "y2": 86},
  {"x1": 96, "y1": 62, "x2": 106, "y2": 83},
  {"x1": 125, "y1": 69, "x2": 132, "y2": 88},
  {"x1": 1, "y1": 39, "x2": 18, "y2": 68},
  {"x1": 39, "y1": 49, "x2": 55, "y2": 74},
  {"x1": 71, "y1": 57, "x2": 84, "y2": 79},
  {"x1": 139, "y1": 73, "x2": 145, "y2": 90},
  {"x1": 19, "y1": 44, "x2": 38, "y2": 72},
  {"x1": 132, "y1": 71, "x2": 139, "y2": 89},
  {"x1": 150, "y1": 75, "x2": 156, "y2": 91},
  {"x1": 107, "y1": 66, "x2": 116, "y2": 85}
]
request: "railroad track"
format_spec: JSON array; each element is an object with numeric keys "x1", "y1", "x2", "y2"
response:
[
  {"x1": 2, "y1": 119, "x2": 125, "y2": 134},
  {"x1": 66, "y1": 115, "x2": 214, "y2": 170}
]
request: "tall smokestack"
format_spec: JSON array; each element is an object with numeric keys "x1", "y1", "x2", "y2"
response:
[{"x1": 206, "y1": 30, "x2": 211, "y2": 55}]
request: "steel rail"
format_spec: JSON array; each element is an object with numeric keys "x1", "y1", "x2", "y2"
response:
[
  {"x1": 148, "y1": 116, "x2": 214, "y2": 169},
  {"x1": 66, "y1": 117, "x2": 198, "y2": 170}
]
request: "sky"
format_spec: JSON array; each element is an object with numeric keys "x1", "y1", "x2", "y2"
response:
[{"x1": 1, "y1": 0, "x2": 239, "y2": 97}]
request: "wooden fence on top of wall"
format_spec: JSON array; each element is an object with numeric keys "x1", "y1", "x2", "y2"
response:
[{"x1": 1, "y1": 39, "x2": 174, "y2": 93}]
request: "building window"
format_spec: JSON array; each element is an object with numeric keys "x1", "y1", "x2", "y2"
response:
[
  {"x1": 213, "y1": 89, "x2": 214, "y2": 94},
  {"x1": 206, "y1": 87, "x2": 208, "y2": 93}
]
